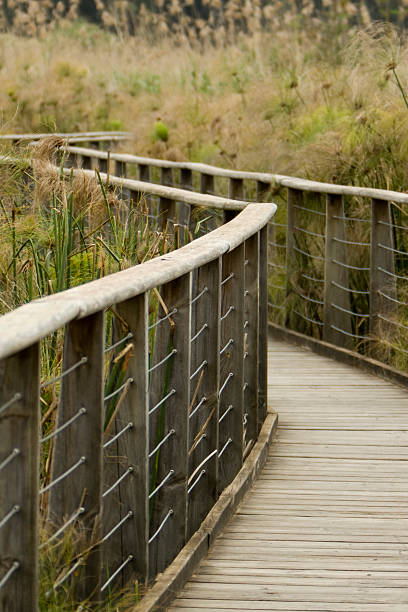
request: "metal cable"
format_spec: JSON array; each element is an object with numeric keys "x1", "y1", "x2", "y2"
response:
[
  {"x1": 268, "y1": 262, "x2": 285, "y2": 270},
  {"x1": 378, "y1": 243, "x2": 408, "y2": 256},
  {"x1": 378, "y1": 266, "x2": 408, "y2": 281},
  {"x1": 0, "y1": 561, "x2": 20, "y2": 591},
  {"x1": 302, "y1": 273, "x2": 324, "y2": 283},
  {"x1": 331, "y1": 281, "x2": 369, "y2": 295},
  {"x1": 191, "y1": 286, "x2": 208, "y2": 305},
  {"x1": 39, "y1": 457, "x2": 86, "y2": 495},
  {"x1": 40, "y1": 357, "x2": 88, "y2": 390},
  {"x1": 219, "y1": 405, "x2": 233, "y2": 423},
  {"x1": 293, "y1": 204, "x2": 325, "y2": 216},
  {"x1": 149, "y1": 469, "x2": 174, "y2": 500},
  {"x1": 330, "y1": 324, "x2": 366, "y2": 339},
  {"x1": 100, "y1": 555, "x2": 133, "y2": 592},
  {"x1": 221, "y1": 273, "x2": 234, "y2": 286},
  {"x1": 148, "y1": 350, "x2": 177, "y2": 374},
  {"x1": 0, "y1": 393, "x2": 21, "y2": 416},
  {"x1": 331, "y1": 303, "x2": 370, "y2": 318},
  {"x1": 0, "y1": 448, "x2": 20, "y2": 474},
  {"x1": 294, "y1": 225, "x2": 324, "y2": 239},
  {"x1": 148, "y1": 308, "x2": 178, "y2": 330},
  {"x1": 220, "y1": 339, "x2": 234, "y2": 355},
  {"x1": 268, "y1": 240, "x2": 286, "y2": 248},
  {"x1": 103, "y1": 467, "x2": 134, "y2": 499},
  {"x1": 102, "y1": 510, "x2": 133, "y2": 543},
  {"x1": 190, "y1": 323, "x2": 208, "y2": 343},
  {"x1": 219, "y1": 372, "x2": 234, "y2": 397},
  {"x1": 0, "y1": 505, "x2": 20, "y2": 530},
  {"x1": 220, "y1": 306, "x2": 234, "y2": 321},
  {"x1": 149, "y1": 388, "x2": 176, "y2": 416},
  {"x1": 219, "y1": 437, "x2": 232, "y2": 458},
  {"x1": 378, "y1": 290, "x2": 408, "y2": 307},
  {"x1": 104, "y1": 377, "x2": 133, "y2": 402},
  {"x1": 293, "y1": 246, "x2": 324, "y2": 261},
  {"x1": 40, "y1": 507, "x2": 85, "y2": 549},
  {"x1": 332, "y1": 215, "x2": 369, "y2": 223},
  {"x1": 378, "y1": 314, "x2": 408, "y2": 331},
  {"x1": 268, "y1": 302, "x2": 284, "y2": 310},
  {"x1": 41, "y1": 407, "x2": 86, "y2": 444},
  {"x1": 190, "y1": 360, "x2": 207, "y2": 381},
  {"x1": 188, "y1": 449, "x2": 218, "y2": 484},
  {"x1": 148, "y1": 508, "x2": 173, "y2": 544},
  {"x1": 149, "y1": 430, "x2": 175, "y2": 459},
  {"x1": 187, "y1": 470, "x2": 206, "y2": 494},
  {"x1": 333, "y1": 237, "x2": 370, "y2": 247},
  {"x1": 189, "y1": 395, "x2": 207, "y2": 420},
  {"x1": 103, "y1": 422, "x2": 134, "y2": 449},
  {"x1": 105, "y1": 332, "x2": 133, "y2": 353},
  {"x1": 332, "y1": 259, "x2": 370, "y2": 271},
  {"x1": 293, "y1": 289, "x2": 324, "y2": 305},
  {"x1": 293, "y1": 309, "x2": 323, "y2": 326}
]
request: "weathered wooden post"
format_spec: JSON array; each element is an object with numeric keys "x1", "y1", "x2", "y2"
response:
[
  {"x1": 148, "y1": 274, "x2": 191, "y2": 578},
  {"x1": 0, "y1": 344, "x2": 40, "y2": 612},
  {"x1": 370, "y1": 198, "x2": 397, "y2": 353},
  {"x1": 218, "y1": 245, "x2": 245, "y2": 492},
  {"x1": 48, "y1": 313, "x2": 105, "y2": 601},
  {"x1": 323, "y1": 193, "x2": 353, "y2": 348},
  {"x1": 187, "y1": 258, "x2": 221, "y2": 539}
]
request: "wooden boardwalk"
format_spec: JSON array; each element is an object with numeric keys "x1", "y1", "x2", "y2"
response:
[{"x1": 168, "y1": 337, "x2": 408, "y2": 611}]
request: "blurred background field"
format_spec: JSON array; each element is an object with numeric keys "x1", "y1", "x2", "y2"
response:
[{"x1": 1, "y1": 1, "x2": 408, "y2": 192}]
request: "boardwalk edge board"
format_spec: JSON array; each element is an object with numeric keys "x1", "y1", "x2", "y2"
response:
[
  {"x1": 130, "y1": 412, "x2": 278, "y2": 612},
  {"x1": 269, "y1": 323, "x2": 408, "y2": 390}
]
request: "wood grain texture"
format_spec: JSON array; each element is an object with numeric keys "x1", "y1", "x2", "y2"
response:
[{"x1": 168, "y1": 336, "x2": 408, "y2": 612}]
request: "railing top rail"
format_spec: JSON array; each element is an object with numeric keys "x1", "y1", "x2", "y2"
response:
[
  {"x1": 65, "y1": 145, "x2": 408, "y2": 205},
  {"x1": 63, "y1": 167, "x2": 251, "y2": 211},
  {"x1": 0, "y1": 202, "x2": 276, "y2": 361},
  {"x1": 0, "y1": 131, "x2": 130, "y2": 142}
]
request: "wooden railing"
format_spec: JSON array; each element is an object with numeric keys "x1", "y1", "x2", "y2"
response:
[
  {"x1": 0, "y1": 156, "x2": 276, "y2": 610},
  {"x1": 63, "y1": 144, "x2": 408, "y2": 369}
]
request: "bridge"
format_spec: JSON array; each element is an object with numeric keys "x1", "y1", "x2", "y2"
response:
[{"x1": 0, "y1": 133, "x2": 407, "y2": 611}]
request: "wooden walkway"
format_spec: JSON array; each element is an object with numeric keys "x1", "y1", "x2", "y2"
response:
[{"x1": 168, "y1": 337, "x2": 408, "y2": 611}]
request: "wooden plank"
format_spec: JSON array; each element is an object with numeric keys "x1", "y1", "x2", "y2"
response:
[
  {"x1": 169, "y1": 601, "x2": 408, "y2": 611},
  {"x1": 0, "y1": 344, "x2": 40, "y2": 612},
  {"x1": 258, "y1": 226, "x2": 268, "y2": 430}
]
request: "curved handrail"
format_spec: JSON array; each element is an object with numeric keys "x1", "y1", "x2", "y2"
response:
[
  {"x1": 0, "y1": 202, "x2": 275, "y2": 360},
  {"x1": 0, "y1": 131, "x2": 129, "y2": 143},
  {"x1": 65, "y1": 145, "x2": 408, "y2": 204}
]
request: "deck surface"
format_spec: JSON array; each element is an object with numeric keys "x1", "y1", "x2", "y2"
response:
[{"x1": 168, "y1": 337, "x2": 408, "y2": 611}]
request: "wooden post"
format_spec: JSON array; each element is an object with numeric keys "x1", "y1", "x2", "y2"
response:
[
  {"x1": 218, "y1": 244, "x2": 245, "y2": 492},
  {"x1": 187, "y1": 258, "x2": 221, "y2": 539},
  {"x1": 370, "y1": 198, "x2": 397, "y2": 349},
  {"x1": 149, "y1": 273, "x2": 191, "y2": 579},
  {"x1": 243, "y1": 233, "x2": 259, "y2": 448},
  {"x1": 49, "y1": 312, "x2": 105, "y2": 600},
  {"x1": 158, "y1": 168, "x2": 175, "y2": 232},
  {"x1": 98, "y1": 155, "x2": 108, "y2": 174},
  {"x1": 112, "y1": 294, "x2": 150, "y2": 586},
  {"x1": 226, "y1": 178, "x2": 244, "y2": 223},
  {"x1": 258, "y1": 225, "x2": 268, "y2": 430},
  {"x1": 323, "y1": 194, "x2": 353, "y2": 348},
  {"x1": 178, "y1": 168, "x2": 192, "y2": 245},
  {"x1": 81, "y1": 154, "x2": 92, "y2": 170},
  {"x1": 114, "y1": 160, "x2": 129, "y2": 221},
  {"x1": 0, "y1": 344, "x2": 40, "y2": 612},
  {"x1": 285, "y1": 188, "x2": 302, "y2": 329},
  {"x1": 198, "y1": 173, "x2": 217, "y2": 233}
]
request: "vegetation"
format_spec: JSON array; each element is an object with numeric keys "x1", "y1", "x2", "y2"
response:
[{"x1": 3, "y1": 1, "x2": 408, "y2": 608}]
